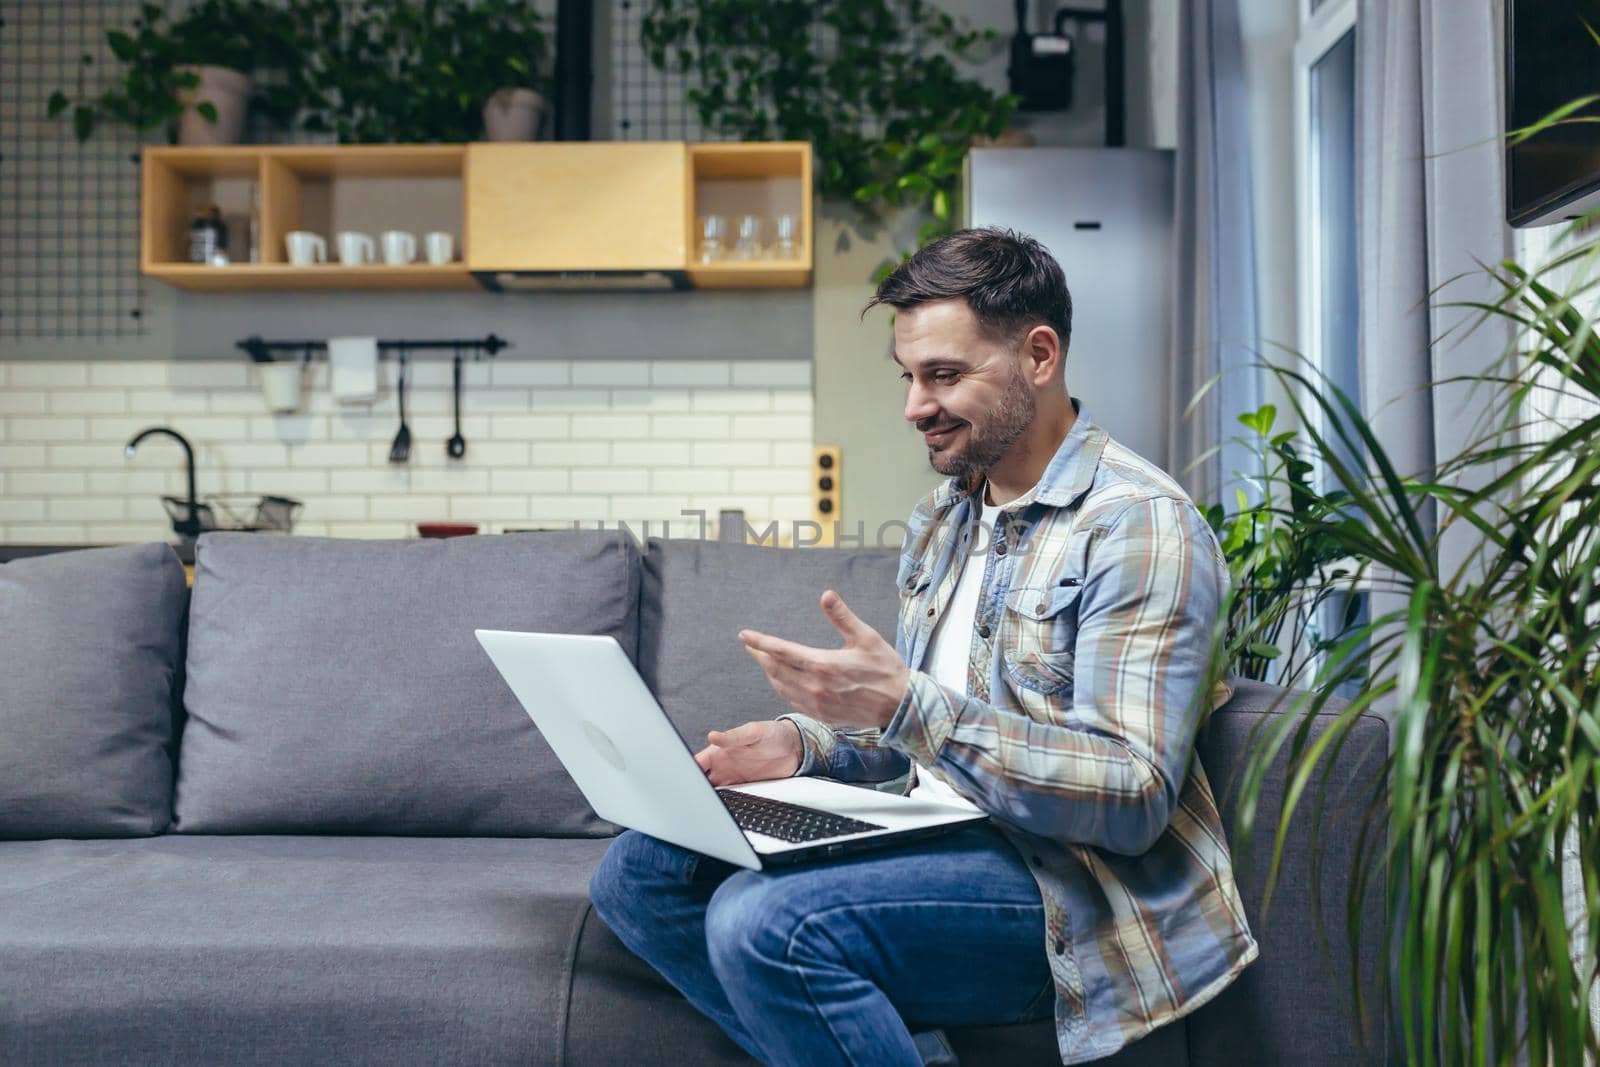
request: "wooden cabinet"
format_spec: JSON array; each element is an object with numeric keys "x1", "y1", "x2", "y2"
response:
[
  {"x1": 141, "y1": 141, "x2": 811, "y2": 291},
  {"x1": 464, "y1": 143, "x2": 688, "y2": 272}
]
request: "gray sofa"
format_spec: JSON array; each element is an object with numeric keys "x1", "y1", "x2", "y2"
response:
[{"x1": 0, "y1": 531, "x2": 1387, "y2": 1065}]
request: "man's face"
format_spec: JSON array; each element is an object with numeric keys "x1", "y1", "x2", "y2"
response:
[{"x1": 894, "y1": 299, "x2": 1035, "y2": 481}]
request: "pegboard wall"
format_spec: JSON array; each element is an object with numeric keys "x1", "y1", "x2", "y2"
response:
[{"x1": 0, "y1": 0, "x2": 149, "y2": 341}]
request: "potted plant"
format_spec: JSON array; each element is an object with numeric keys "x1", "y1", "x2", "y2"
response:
[
  {"x1": 454, "y1": 0, "x2": 552, "y2": 141},
  {"x1": 290, "y1": 0, "x2": 551, "y2": 144},
  {"x1": 48, "y1": 0, "x2": 299, "y2": 145},
  {"x1": 640, "y1": 0, "x2": 1017, "y2": 275},
  {"x1": 1198, "y1": 226, "x2": 1600, "y2": 1061}
]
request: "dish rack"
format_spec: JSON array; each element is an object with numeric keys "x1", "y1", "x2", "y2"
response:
[{"x1": 161, "y1": 494, "x2": 302, "y2": 534}]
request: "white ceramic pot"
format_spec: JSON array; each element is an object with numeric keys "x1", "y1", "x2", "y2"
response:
[
  {"x1": 482, "y1": 88, "x2": 546, "y2": 142},
  {"x1": 176, "y1": 65, "x2": 253, "y2": 145}
]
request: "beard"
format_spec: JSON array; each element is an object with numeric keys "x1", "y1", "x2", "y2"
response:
[{"x1": 919, "y1": 363, "x2": 1035, "y2": 480}]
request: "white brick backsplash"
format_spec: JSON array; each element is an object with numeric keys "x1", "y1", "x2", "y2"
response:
[
  {"x1": 49, "y1": 391, "x2": 128, "y2": 415},
  {"x1": 1, "y1": 359, "x2": 813, "y2": 543},
  {"x1": 0, "y1": 444, "x2": 50, "y2": 467},
  {"x1": 492, "y1": 360, "x2": 572, "y2": 387},
  {"x1": 611, "y1": 441, "x2": 691, "y2": 466},
  {"x1": 571, "y1": 468, "x2": 650, "y2": 495},
  {"x1": 198, "y1": 443, "x2": 290, "y2": 469},
  {"x1": 733, "y1": 468, "x2": 811, "y2": 495},
  {"x1": 572, "y1": 361, "x2": 651, "y2": 387},
  {"x1": 331, "y1": 469, "x2": 414, "y2": 494},
  {"x1": 128, "y1": 389, "x2": 209, "y2": 414},
  {"x1": 772, "y1": 442, "x2": 813, "y2": 467},
  {"x1": 289, "y1": 442, "x2": 372, "y2": 468},
  {"x1": 9, "y1": 417, "x2": 88, "y2": 442},
  {"x1": 89, "y1": 416, "x2": 164, "y2": 443},
  {"x1": 369, "y1": 495, "x2": 450, "y2": 521},
  {"x1": 490, "y1": 469, "x2": 570, "y2": 494},
  {"x1": 607, "y1": 389, "x2": 691, "y2": 413},
  {"x1": 0, "y1": 391, "x2": 49, "y2": 414},
  {"x1": 733, "y1": 414, "x2": 810, "y2": 439},
  {"x1": 7, "y1": 523, "x2": 86, "y2": 541},
  {"x1": 523, "y1": 389, "x2": 608, "y2": 411},
  {"x1": 567, "y1": 414, "x2": 649, "y2": 440},
  {"x1": 246, "y1": 470, "x2": 329, "y2": 496},
  {"x1": 771, "y1": 391, "x2": 813, "y2": 413},
  {"x1": 491, "y1": 413, "x2": 570, "y2": 439},
  {"x1": 296, "y1": 495, "x2": 369, "y2": 522},
  {"x1": 652, "y1": 468, "x2": 729, "y2": 494},
  {"x1": 527, "y1": 497, "x2": 610, "y2": 522},
  {"x1": 0, "y1": 498, "x2": 47, "y2": 521},
  {"x1": 11, "y1": 471, "x2": 87, "y2": 495},
  {"x1": 90, "y1": 363, "x2": 169, "y2": 388},
  {"x1": 731, "y1": 361, "x2": 810, "y2": 387},
  {"x1": 409, "y1": 468, "x2": 493, "y2": 494},
  {"x1": 650, "y1": 414, "x2": 730, "y2": 439},
  {"x1": 49, "y1": 497, "x2": 126, "y2": 521},
  {"x1": 10, "y1": 364, "x2": 88, "y2": 388},
  {"x1": 651, "y1": 362, "x2": 730, "y2": 387},
  {"x1": 449, "y1": 495, "x2": 532, "y2": 522},
  {"x1": 693, "y1": 441, "x2": 772, "y2": 467},
  {"x1": 691, "y1": 389, "x2": 771, "y2": 413}
]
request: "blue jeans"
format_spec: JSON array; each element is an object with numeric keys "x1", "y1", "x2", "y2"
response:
[{"x1": 587, "y1": 821, "x2": 1056, "y2": 1067}]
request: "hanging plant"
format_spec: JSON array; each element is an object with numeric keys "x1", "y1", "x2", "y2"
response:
[{"x1": 640, "y1": 0, "x2": 1019, "y2": 278}]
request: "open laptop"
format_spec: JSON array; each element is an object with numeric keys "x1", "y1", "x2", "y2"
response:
[{"x1": 475, "y1": 630, "x2": 989, "y2": 870}]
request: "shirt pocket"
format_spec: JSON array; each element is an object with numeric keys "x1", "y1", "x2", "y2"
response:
[{"x1": 1001, "y1": 582, "x2": 1082, "y2": 695}]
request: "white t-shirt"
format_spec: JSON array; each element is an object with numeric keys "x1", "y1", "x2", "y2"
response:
[{"x1": 907, "y1": 487, "x2": 1004, "y2": 811}]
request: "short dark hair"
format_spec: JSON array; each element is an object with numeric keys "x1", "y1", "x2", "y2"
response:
[{"x1": 863, "y1": 227, "x2": 1072, "y2": 352}]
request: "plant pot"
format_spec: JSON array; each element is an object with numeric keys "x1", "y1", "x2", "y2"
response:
[
  {"x1": 176, "y1": 65, "x2": 253, "y2": 145},
  {"x1": 482, "y1": 88, "x2": 545, "y2": 142}
]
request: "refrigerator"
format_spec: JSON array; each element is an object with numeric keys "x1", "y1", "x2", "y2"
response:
[{"x1": 964, "y1": 147, "x2": 1175, "y2": 469}]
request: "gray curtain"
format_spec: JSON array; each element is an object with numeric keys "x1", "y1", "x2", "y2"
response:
[
  {"x1": 1356, "y1": 0, "x2": 1512, "y2": 576},
  {"x1": 1168, "y1": 0, "x2": 1262, "y2": 508}
]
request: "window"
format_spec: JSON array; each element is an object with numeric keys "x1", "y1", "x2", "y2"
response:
[{"x1": 1295, "y1": 0, "x2": 1367, "y2": 689}]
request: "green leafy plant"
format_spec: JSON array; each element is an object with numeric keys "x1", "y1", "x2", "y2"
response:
[
  {"x1": 639, "y1": 0, "x2": 1019, "y2": 274},
  {"x1": 290, "y1": 0, "x2": 551, "y2": 143},
  {"x1": 1199, "y1": 226, "x2": 1600, "y2": 1063},
  {"x1": 47, "y1": 0, "x2": 300, "y2": 143},
  {"x1": 1204, "y1": 402, "x2": 1363, "y2": 683}
]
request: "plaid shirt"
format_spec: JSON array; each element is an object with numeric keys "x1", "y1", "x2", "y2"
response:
[{"x1": 781, "y1": 402, "x2": 1257, "y2": 1064}]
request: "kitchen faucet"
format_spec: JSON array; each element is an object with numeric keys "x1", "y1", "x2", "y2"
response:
[{"x1": 125, "y1": 426, "x2": 200, "y2": 540}]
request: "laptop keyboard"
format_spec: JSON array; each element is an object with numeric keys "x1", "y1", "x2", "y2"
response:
[{"x1": 717, "y1": 789, "x2": 887, "y2": 843}]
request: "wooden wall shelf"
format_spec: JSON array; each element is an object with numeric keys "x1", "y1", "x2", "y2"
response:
[{"x1": 141, "y1": 141, "x2": 812, "y2": 291}]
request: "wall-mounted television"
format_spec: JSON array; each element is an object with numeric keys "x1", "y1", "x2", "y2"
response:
[{"x1": 1506, "y1": 0, "x2": 1600, "y2": 227}]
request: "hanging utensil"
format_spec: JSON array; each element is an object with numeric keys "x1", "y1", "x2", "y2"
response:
[
  {"x1": 388, "y1": 345, "x2": 411, "y2": 464},
  {"x1": 446, "y1": 347, "x2": 467, "y2": 459}
]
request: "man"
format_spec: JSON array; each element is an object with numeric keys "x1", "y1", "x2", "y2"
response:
[{"x1": 588, "y1": 227, "x2": 1256, "y2": 1066}]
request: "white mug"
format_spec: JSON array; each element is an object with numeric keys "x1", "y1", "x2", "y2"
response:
[
  {"x1": 258, "y1": 361, "x2": 303, "y2": 414},
  {"x1": 381, "y1": 229, "x2": 417, "y2": 266},
  {"x1": 337, "y1": 231, "x2": 375, "y2": 266},
  {"x1": 285, "y1": 230, "x2": 326, "y2": 266},
  {"x1": 424, "y1": 231, "x2": 454, "y2": 265}
]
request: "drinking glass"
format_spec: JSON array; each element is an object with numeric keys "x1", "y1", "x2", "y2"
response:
[
  {"x1": 698, "y1": 214, "x2": 727, "y2": 264},
  {"x1": 733, "y1": 214, "x2": 763, "y2": 260},
  {"x1": 773, "y1": 213, "x2": 800, "y2": 260}
]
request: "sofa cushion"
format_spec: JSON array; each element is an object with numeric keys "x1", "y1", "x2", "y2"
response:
[
  {"x1": 638, "y1": 538, "x2": 900, "y2": 753},
  {"x1": 173, "y1": 531, "x2": 638, "y2": 836},
  {"x1": 0, "y1": 835, "x2": 609, "y2": 1065},
  {"x1": 0, "y1": 543, "x2": 188, "y2": 839}
]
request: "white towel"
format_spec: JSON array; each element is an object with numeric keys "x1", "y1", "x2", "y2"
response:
[{"x1": 328, "y1": 336, "x2": 379, "y2": 405}]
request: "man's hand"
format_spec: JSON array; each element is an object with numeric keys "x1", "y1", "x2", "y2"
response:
[
  {"x1": 694, "y1": 720, "x2": 804, "y2": 786},
  {"x1": 739, "y1": 590, "x2": 910, "y2": 731}
]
